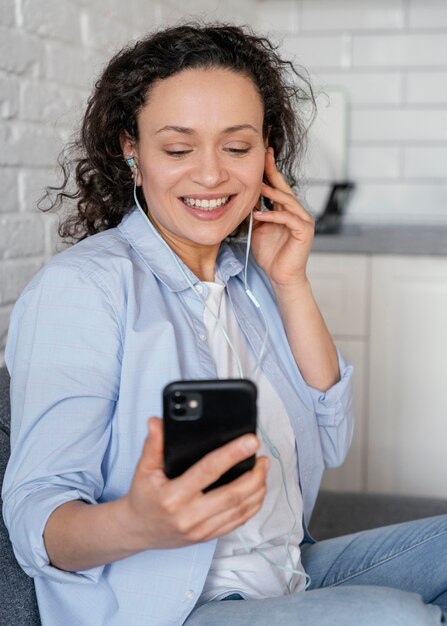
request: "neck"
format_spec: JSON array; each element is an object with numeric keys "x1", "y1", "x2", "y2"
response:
[
  {"x1": 178, "y1": 249, "x2": 218, "y2": 282},
  {"x1": 149, "y1": 216, "x2": 219, "y2": 282}
]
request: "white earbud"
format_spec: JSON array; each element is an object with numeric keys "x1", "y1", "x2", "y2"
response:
[{"x1": 126, "y1": 155, "x2": 138, "y2": 173}]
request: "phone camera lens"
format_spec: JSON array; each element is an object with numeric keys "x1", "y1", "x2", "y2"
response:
[
  {"x1": 173, "y1": 406, "x2": 187, "y2": 417},
  {"x1": 173, "y1": 392, "x2": 186, "y2": 403}
]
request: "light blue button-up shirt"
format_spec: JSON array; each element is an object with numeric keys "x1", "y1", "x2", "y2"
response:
[{"x1": 2, "y1": 207, "x2": 354, "y2": 626}]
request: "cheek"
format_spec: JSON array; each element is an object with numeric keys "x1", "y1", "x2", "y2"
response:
[
  {"x1": 236, "y1": 157, "x2": 264, "y2": 188},
  {"x1": 140, "y1": 161, "x2": 183, "y2": 196},
  {"x1": 140, "y1": 163, "x2": 189, "y2": 226},
  {"x1": 245, "y1": 162, "x2": 265, "y2": 199},
  {"x1": 238, "y1": 164, "x2": 264, "y2": 215}
]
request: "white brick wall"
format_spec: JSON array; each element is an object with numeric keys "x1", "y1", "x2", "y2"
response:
[
  {"x1": 3, "y1": 0, "x2": 446, "y2": 363},
  {"x1": 0, "y1": 0, "x2": 258, "y2": 363},
  {"x1": 258, "y1": 0, "x2": 447, "y2": 226}
]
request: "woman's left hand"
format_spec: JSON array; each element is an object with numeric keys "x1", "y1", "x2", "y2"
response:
[{"x1": 251, "y1": 147, "x2": 315, "y2": 288}]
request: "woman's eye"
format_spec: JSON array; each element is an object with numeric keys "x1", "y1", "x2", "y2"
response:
[
  {"x1": 226, "y1": 147, "x2": 251, "y2": 155},
  {"x1": 163, "y1": 147, "x2": 251, "y2": 157},
  {"x1": 164, "y1": 150, "x2": 192, "y2": 157}
]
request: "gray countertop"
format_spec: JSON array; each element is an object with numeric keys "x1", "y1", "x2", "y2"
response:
[{"x1": 311, "y1": 224, "x2": 447, "y2": 256}]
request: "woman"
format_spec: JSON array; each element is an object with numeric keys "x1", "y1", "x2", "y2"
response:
[{"x1": 2, "y1": 22, "x2": 446, "y2": 626}]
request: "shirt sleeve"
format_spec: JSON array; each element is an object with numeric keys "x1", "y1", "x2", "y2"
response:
[
  {"x1": 306, "y1": 350, "x2": 355, "y2": 468},
  {"x1": 2, "y1": 263, "x2": 123, "y2": 583}
]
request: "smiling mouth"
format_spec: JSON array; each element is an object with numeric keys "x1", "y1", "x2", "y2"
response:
[{"x1": 182, "y1": 195, "x2": 233, "y2": 210}]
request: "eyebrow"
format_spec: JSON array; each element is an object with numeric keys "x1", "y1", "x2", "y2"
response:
[{"x1": 154, "y1": 124, "x2": 260, "y2": 136}]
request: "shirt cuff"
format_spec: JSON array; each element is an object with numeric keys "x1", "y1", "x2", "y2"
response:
[
  {"x1": 6, "y1": 487, "x2": 104, "y2": 584},
  {"x1": 306, "y1": 350, "x2": 354, "y2": 427}
]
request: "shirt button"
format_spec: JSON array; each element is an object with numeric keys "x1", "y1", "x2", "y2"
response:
[
  {"x1": 198, "y1": 333, "x2": 206, "y2": 341},
  {"x1": 195, "y1": 284, "x2": 203, "y2": 294},
  {"x1": 185, "y1": 590, "x2": 195, "y2": 601}
]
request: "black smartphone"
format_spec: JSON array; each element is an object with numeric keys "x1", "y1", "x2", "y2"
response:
[{"x1": 163, "y1": 379, "x2": 257, "y2": 491}]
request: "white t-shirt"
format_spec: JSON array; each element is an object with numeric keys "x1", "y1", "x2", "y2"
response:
[{"x1": 198, "y1": 280, "x2": 307, "y2": 603}]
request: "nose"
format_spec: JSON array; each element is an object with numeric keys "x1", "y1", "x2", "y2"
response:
[{"x1": 190, "y1": 149, "x2": 229, "y2": 188}]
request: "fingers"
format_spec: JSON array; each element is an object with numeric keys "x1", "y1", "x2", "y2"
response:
[
  {"x1": 127, "y1": 423, "x2": 266, "y2": 551},
  {"x1": 137, "y1": 417, "x2": 164, "y2": 473},
  {"x1": 261, "y1": 182, "x2": 313, "y2": 224},
  {"x1": 262, "y1": 148, "x2": 313, "y2": 223},
  {"x1": 174, "y1": 434, "x2": 260, "y2": 496},
  {"x1": 254, "y1": 207, "x2": 314, "y2": 242},
  {"x1": 173, "y1": 456, "x2": 269, "y2": 543},
  {"x1": 196, "y1": 455, "x2": 268, "y2": 513},
  {"x1": 190, "y1": 487, "x2": 266, "y2": 542},
  {"x1": 264, "y1": 148, "x2": 290, "y2": 194}
]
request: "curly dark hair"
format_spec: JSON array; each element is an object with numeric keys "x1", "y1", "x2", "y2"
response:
[{"x1": 41, "y1": 21, "x2": 315, "y2": 242}]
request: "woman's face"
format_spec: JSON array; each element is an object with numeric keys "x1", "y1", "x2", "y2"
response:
[{"x1": 124, "y1": 68, "x2": 266, "y2": 260}]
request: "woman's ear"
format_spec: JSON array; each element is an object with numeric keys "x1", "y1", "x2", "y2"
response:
[
  {"x1": 264, "y1": 124, "x2": 272, "y2": 151},
  {"x1": 120, "y1": 131, "x2": 141, "y2": 185},
  {"x1": 119, "y1": 130, "x2": 135, "y2": 157}
]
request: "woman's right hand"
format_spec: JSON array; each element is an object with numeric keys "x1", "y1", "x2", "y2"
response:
[{"x1": 122, "y1": 417, "x2": 269, "y2": 551}]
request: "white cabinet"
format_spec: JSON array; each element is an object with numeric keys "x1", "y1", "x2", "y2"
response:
[
  {"x1": 367, "y1": 255, "x2": 447, "y2": 498},
  {"x1": 307, "y1": 254, "x2": 369, "y2": 492},
  {"x1": 307, "y1": 252, "x2": 447, "y2": 498}
]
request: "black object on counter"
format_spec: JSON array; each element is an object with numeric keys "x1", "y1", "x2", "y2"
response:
[{"x1": 315, "y1": 181, "x2": 355, "y2": 235}]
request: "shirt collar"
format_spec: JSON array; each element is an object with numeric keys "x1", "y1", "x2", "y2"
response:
[{"x1": 117, "y1": 207, "x2": 244, "y2": 292}]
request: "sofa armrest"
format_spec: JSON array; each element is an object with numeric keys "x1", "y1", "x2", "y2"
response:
[{"x1": 309, "y1": 490, "x2": 447, "y2": 540}]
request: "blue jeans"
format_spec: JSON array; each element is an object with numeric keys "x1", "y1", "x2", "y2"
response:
[{"x1": 184, "y1": 515, "x2": 447, "y2": 625}]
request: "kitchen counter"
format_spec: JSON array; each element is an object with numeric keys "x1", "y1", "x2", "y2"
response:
[{"x1": 312, "y1": 224, "x2": 447, "y2": 256}]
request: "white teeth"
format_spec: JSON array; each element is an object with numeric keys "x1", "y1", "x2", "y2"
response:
[{"x1": 183, "y1": 196, "x2": 231, "y2": 209}]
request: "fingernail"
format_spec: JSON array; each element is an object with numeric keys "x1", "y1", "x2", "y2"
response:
[{"x1": 241, "y1": 436, "x2": 258, "y2": 454}]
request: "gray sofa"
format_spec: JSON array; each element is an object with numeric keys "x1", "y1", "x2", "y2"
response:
[
  {"x1": 2, "y1": 366, "x2": 447, "y2": 626},
  {"x1": 1, "y1": 367, "x2": 40, "y2": 625}
]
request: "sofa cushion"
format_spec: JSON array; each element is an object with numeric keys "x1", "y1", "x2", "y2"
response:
[
  {"x1": 1, "y1": 429, "x2": 41, "y2": 625},
  {"x1": 310, "y1": 490, "x2": 447, "y2": 540},
  {"x1": 1, "y1": 367, "x2": 40, "y2": 625}
]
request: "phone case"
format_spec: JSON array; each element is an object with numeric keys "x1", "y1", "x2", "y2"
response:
[{"x1": 163, "y1": 379, "x2": 257, "y2": 491}]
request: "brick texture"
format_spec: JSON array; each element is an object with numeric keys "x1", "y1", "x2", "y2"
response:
[
  {"x1": 259, "y1": 0, "x2": 447, "y2": 226},
  {"x1": 0, "y1": 0, "x2": 259, "y2": 359}
]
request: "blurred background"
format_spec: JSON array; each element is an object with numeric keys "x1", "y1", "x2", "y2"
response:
[{"x1": 0, "y1": 0, "x2": 446, "y2": 498}]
